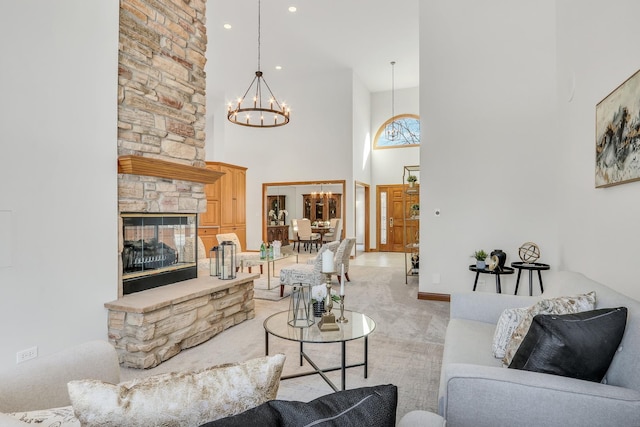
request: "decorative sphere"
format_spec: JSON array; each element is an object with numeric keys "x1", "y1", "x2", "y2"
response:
[{"x1": 519, "y1": 242, "x2": 540, "y2": 263}]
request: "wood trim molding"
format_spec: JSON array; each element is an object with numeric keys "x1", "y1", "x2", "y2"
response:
[
  {"x1": 118, "y1": 155, "x2": 224, "y2": 184},
  {"x1": 418, "y1": 292, "x2": 450, "y2": 302}
]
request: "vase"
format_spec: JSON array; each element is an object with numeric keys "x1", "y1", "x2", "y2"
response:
[
  {"x1": 312, "y1": 301, "x2": 325, "y2": 317},
  {"x1": 476, "y1": 260, "x2": 486, "y2": 269},
  {"x1": 279, "y1": 220, "x2": 284, "y2": 225},
  {"x1": 490, "y1": 249, "x2": 507, "y2": 268}
]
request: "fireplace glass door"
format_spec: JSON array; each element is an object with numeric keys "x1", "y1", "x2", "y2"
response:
[{"x1": 121, "y1": 213, "x2": 198, "y2": 294}]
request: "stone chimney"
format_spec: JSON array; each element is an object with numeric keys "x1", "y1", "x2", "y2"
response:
[{"x1": 117, "y1": 0, "x2": 208, "y2": 214}]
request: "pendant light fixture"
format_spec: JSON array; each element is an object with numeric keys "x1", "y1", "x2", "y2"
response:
[
  {"x1": 227, "y1": 0, "x2": 290, "y2": 128},
  {"x1": 385, "y1": 61, "x2": 399, "y2": 141}
]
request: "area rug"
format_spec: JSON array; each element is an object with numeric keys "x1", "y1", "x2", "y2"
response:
[
  {"x1": 120, "y1": 263, "x2": 450, "y2": 422},
  {"x1": 253, "y1": 277, "x2": 291, "y2": 301}
]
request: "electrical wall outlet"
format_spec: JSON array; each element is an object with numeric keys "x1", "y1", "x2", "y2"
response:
[{"x1": 16, "y1": 346, "x2": 38, "y2": 363}]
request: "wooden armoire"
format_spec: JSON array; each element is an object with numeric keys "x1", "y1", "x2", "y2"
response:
[{"x1": 198, "y1": 162, "x2": 247, "y2": 253}]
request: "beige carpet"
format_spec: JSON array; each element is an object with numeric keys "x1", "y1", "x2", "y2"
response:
[{"x1": 120, "y1": 262, "x2": 450, "y2": 422}]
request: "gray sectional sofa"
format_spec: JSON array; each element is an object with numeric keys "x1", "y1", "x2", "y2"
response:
[{"x1": 439, "y1": 270, "x2": 640, "y2": 427}]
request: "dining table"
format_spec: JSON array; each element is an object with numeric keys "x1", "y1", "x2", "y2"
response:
[{"x1": 312, "y1": 225, "x2": 332, "y2": 241}]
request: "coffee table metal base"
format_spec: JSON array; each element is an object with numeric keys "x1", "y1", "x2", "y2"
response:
[
  {"x1": 263, "y1": 310, "x2": 374, "y2": 392},
  {"x1": 265, "y1": 337, "x2": 368, "y2": 392}
]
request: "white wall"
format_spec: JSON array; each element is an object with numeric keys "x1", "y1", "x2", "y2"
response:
[
  {"x1": 420, "y1": 0, "x2": 559, "y2": 295},
  {"x1": 208, "y1": 69, "x2": 355, "y2": 250},
  {"x1": 0, "y1": 1, "x2": 119, "y2": 366},
  {"x1": 556, "y1": 0, "x2": 640, "y2": 300}
]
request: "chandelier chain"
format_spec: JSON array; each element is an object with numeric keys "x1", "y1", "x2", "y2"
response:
[
  {"x1": 257, "y1": 0, "x2": 261, "y2": 71},
  {"x1": 227, "y1": 0, "x2": 290, "y2": 127}
]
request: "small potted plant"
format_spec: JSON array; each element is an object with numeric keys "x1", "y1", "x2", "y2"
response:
[
  {"x1": 411, "y1": 203, "x2": 420, "y2": 217},
  {"x1": 473, "y1": 250, "x2": 488, "y2": 269},
  {"x1": 311, "y1": 285, "x2": 341, "y2": 317},
  {"x1": 268, "y1": 209, "x2": 278, "y2": 225},
  {"x1": 277, "y1": 209, "x2": 288, "y2": 225},
  {"x1": 407, "y1": 175, "x2": 418, "y2": 187}
]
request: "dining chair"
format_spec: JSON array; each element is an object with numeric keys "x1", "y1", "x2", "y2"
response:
[
  {"x1": 296, "y1": 218, "x2": 321, "y2": 253},
  {"x1": 322, "y1": 218, "x2": 342, "y2": 243},
  {"x1": 290, "y1": 219, "x2": 299, "y2": 251}
]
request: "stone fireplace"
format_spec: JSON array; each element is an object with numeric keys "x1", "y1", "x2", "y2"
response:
[{"x1": 104, "y1": 0, "x2": 257, "y2": 369}]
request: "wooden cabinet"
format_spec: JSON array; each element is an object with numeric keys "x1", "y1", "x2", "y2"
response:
[
  {"x1": 220, "y1": 163, "x2": 246, "y2": 229},
  {"x1": 267, "y1": 225, "x2": 289, "y2": 245},
  {"x1": 302, "y1": 193, "x2": 341, "y2": 223},
  {"x1": 198, "y1": 162, "x2": 247, "y2": 252}
]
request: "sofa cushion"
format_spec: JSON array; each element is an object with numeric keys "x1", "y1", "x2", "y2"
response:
[
  {"x1": 5, "y1": 406, "x2": 79, "y2": 426},
  {"x1": 509, "y1": 307, "x2": 627, "y2": 382},
  {"x1": 502, "y1": 291, "x2": 596, "y2": 366},
  {"x1": 492, "y1": 306, "x2": 528, "y2": 358},
  {"x1": 199, "y1": 384, "x2": 398, "y2": 427},
  {"x1": 67, "y1": 354, "x2": 285, "y2": 427}
]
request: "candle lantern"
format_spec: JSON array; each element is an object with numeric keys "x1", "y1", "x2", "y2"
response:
[
  {"x1": 287, "y1": 283, "x2": 314, "y2": 328},
  {"x1": 209, "y1": 246, "x2": 220, "y2": 277},
  {"x1": 219, "y1": 240, "x2": 237, "y2": 280}
]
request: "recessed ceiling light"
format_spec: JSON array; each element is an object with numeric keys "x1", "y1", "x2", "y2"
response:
[
  {"x1": 288, "y1": 6, "x2": 297, "y2": 13},
  {"x1": 223, "y1": 23, "x2": 232, "y2": 30},
  {"x1": 275, "y1": 65, "x2": 282, "y2": 70}
]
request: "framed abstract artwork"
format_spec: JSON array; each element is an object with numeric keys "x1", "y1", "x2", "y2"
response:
[{"x1": 595, "y1": 68, "x2": 640, "y2": 188}]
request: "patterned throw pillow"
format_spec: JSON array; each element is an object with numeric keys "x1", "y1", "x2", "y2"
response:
[
  {"x1": 7, "y1": 406, "x2": 79, "y2": 426},
  {"x1": 492, "y1": 307, "x2": 528, "y2": 358},
  {"x1": 502, "y1": 291, "x2": 596, "y2": 366},
  {"x1": 67, "y1": 354, "x2": 285, "y2": 427}
]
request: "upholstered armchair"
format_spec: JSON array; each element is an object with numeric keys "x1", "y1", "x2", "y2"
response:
[
  {"x1": 334, "y1": 237, "x2": 356, "y2": 283},
  {"x1": 296, "y1": 218, "x2": 321, "y2": 253},
  {"x1": 321, "y1": 218, "x2": 342, "y2": 243},
  {"x1": 215, "y1": 233, "x2": 263, "y2": 273},
  {"x1": 279, "y1": 241, "x2": 340, "y2": 296}
]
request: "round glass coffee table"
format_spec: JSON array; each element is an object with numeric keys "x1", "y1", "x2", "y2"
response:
[{"x1": 264, "y1": 310, "x2": 376, "y2": 391}]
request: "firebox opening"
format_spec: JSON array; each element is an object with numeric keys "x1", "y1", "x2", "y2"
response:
[{"x1": 121, "y1": 213, "x2": 198, "y2": 295}]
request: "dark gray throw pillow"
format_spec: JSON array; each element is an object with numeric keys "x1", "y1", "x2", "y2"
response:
[
  {"x1": 509, "y1": 307, "x2": 627, "y2": 382},
  {"x1": 199, "y1": 384, "x2": 398, "y2": 427}
]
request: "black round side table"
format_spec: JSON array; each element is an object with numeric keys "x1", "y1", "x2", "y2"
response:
[
  {"x1": 511, "y1": 262, "x2": 550, "y2": 296},
  {"x1": 469, "y1": 265, "x2": 515, "y2": 294}
]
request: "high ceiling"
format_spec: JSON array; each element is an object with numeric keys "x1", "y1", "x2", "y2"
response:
[{"x1": 207, "y1": 0, "x2": 419, "y2": 98}]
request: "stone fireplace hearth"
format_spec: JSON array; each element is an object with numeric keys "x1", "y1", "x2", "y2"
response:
[{"x1": 105, "y1": 273, "x2": 257, "y2": 369}]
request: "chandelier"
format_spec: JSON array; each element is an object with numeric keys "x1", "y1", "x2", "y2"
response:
[
  {"x1": 227, "y1": 0, "x2": 290, "y2": 128},
  {"x1": 385, "y1": 61, "x2": 399, "y2": 141},
  {"x1": 311, "y1": 185, "x2": 332, "y2": 202}
]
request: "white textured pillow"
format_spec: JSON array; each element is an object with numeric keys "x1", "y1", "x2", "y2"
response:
[
  {"x1": 6, "y1": 406, "x2": 79, "y2": 426},
  {"x1": 67, "y1": 354, "x2": 285, "y2": 427},
  {"x1": 502, "y1": 292, "x2": 596, "y2": 366},
  {"x1": 492, "y1": 307, "x2": 528, "y2": 358}
]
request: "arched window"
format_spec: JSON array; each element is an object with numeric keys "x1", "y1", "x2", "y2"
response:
[{"x1": 373, "y1": 114, "x2": 420, "y2": 149}]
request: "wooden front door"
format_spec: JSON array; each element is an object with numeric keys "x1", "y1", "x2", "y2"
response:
[{"x1": 377, "y1": 185, "x2": 407, "y2": 252}]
